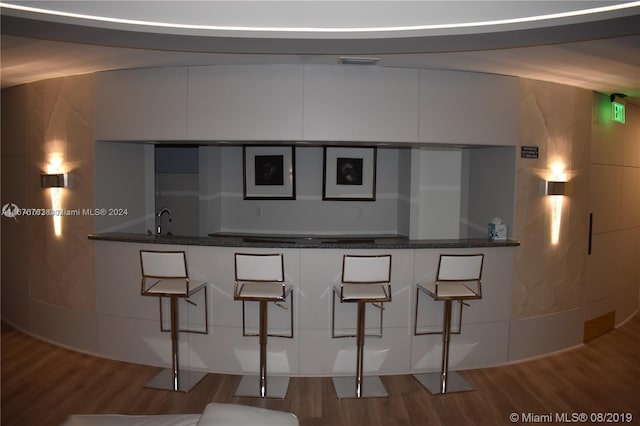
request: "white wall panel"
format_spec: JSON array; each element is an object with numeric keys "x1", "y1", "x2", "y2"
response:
[
  {"x1": 303, "y1": 65, "x2": 419, "y2": 142},
  {"x1": 188, "y1": 65, "x2": 303, "y2": 140},
  {"x1": 419, "y1": 70, "x2": 518, "y2": 145},
  {"x1": 95, "y1": 67, "x2": 188, "y2": 140}
]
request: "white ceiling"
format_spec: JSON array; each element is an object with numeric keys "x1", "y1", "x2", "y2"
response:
[{"x1": 2, "y1": 1, "x2": 640, "y2": 103}]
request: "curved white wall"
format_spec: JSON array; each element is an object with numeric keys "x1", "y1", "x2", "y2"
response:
[{"x1": 1, "y1": 66, "x2": 638, "y2": 376}]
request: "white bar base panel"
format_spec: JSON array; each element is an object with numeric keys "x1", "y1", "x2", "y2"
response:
[
  {"x1": 234, "y1": 375, "x2": 290, "y2": 399},
  {"x1": 332, "y1": 376, "x2": 388, "y2": 399},
  {"x1": 413, "y1": 371, "x2": 475, "y2": 395},
  {"x1": 144, "y1": 368, "x2": 207, "y2": 392}
]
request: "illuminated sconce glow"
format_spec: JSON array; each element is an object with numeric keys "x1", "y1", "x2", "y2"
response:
[
  {"x1": 546, "y1": 163, "x2": 569, "y2": 245},
  {"x1": 46, "y1": 154, "x2": 65, "y2": 237},
  {"x1": 550, "y1": 192, "x2": 563, "y2": 245}
]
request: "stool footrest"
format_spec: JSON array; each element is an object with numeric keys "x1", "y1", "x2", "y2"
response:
[
  {"x1": 144, "y1": 368, "x2": 207, "y2": 392},
  {"x1": 332, "y1": 376, "x2": 388, "y2": 399},
  {"x1": 413, "y1": 371, "x2": 475, "y2": 395}
]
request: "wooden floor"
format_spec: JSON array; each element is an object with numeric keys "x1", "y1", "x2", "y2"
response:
[{"x1": 2, "y1": 314, "x2": 640, "y2": 426}]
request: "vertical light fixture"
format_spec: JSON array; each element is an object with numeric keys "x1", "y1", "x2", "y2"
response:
[
  {"x1": 546, "y1": 163, "x2": 571, "y2": 245},
  {"x1": 41, "y1": 153, "x2": 67, "y2": 237}
]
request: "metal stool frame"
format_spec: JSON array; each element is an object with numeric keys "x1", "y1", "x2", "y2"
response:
[
  {"x1": 140, "y1": 250, "x2": 208, "y2": 392},
  {"x1": 331, "y1": 254, "x2": 392, "y2": 399},
  {"x1": 413, "y1": 253, "x2": 483, "y2": 395},
  {"x1": 233, "y1": 253, "x2": 293, "y2": 399}
]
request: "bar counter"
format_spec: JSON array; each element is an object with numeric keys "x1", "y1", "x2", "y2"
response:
[
  {"x1": 87, "y1": 232, "x2": 520, "y2": 378},
  {"x1": 89, "y1": 232, "x2": 520, "y2": 249}
]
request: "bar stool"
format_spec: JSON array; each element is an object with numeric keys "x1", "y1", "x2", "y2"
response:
[
  {"x1": 140, "y1": 250, "x2": 208, "y2": 392},
  {"x1": 413, "y1": 253, "x2": 483, "y2": 395},
  {"x1": 331, "y1": 254, "x2": 392, "y2": 399},
  {"x1": 233, "y1": 253, "x2": 293, "y2": 398}
]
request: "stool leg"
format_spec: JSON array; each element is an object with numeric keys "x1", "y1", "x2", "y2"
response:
[
  {"x1": 355, "y1": 301, "x2": 366, "y2": 398},
  {"x1": 144, "y1": 295, "x2": 207, "y2": 392},
  {"x1": 413, "y1": 298, "x2": 476, "y2": 395},
  {"x1": 170, "y1": 296, "x2": 180, "y2": 391},
  {"x1": 235, "y1": 299, "x2": 289, "y2": 398},
  {"x1": 333, "y1": 301, "x2": 387, "y2": 399},
  {"x1": 259, "y1": 300, "x2": 268, "y2": 397},
  {"x1": 439, "y1": 299, "x2": 452, "y2": 393}
]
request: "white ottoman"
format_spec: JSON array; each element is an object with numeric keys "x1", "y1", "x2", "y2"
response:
[
  {"x1": 61, "y1": 403, "x2": 299, "y2": 426},
  {"x1": 197, "y1": 403, "x2": 298, "y2": 426},
  {"x1": 60, "y1": 413, "x2": 200, "y2": 426}
]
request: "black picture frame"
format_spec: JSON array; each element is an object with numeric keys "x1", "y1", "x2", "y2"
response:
[
  {"x1": 243, "y1": 145, "x2": 295, "y2": 199},
  {"x1": 323, "y1": 146, "x2": 376, "y2": 201}
]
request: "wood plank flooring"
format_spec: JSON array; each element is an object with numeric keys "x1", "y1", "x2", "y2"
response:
[{"x1": 2, "y1": 314, "x2": 639, "y2": 426}]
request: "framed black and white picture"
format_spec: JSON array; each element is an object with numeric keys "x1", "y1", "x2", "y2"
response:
[
  {"x1": 323, "y1": 146, "x2": 376, "y2": 201},
  {"x1": 243, "y1": 145, "x2": 295, "y2": 199}
]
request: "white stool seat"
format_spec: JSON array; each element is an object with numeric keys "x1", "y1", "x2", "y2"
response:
[
  {"x1": 419, "y1": 282, "x2": 481, "y2": 300},
  {"x1": 143, "y1": 278, "x2": 206, "y2": 296},
  {"x1": 336, "y1": 284, "x2": 390, "y2": 301},
  {"x1": 236, "y1": 283, "x2": 292, "y2": 301}
]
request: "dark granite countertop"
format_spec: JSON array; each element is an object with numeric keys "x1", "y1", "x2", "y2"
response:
[{"x1": 88, "y1": 232, "x2": 520, "y2": 249}]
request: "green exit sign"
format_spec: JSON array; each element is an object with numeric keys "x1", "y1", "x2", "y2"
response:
[{"x1": 612, "y1": 101, "x2": 626, "y2": 123}]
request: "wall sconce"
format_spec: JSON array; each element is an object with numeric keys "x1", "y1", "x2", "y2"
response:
[
  {"x1": 42, "y1": 155, "x2": 69, "y2": 237},
  {"x1": 545, "y1": 180, "x2": 572, "y2": 196},
  {"x1": 41, "y1": 173, "x2": 69, "y2": 188}
]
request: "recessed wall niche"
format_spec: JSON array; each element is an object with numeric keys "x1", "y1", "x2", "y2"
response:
[
  {"x1": 94, "y1": 142, "x2": 515, "y2": 239},
  {"x1": 199, "y1": 145, "x2": 411, "y2": 237}
]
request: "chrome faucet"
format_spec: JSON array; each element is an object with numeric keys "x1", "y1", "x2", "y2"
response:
[{"x1": 156, "y1": 207, "x2": 172, "y2": 235}]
